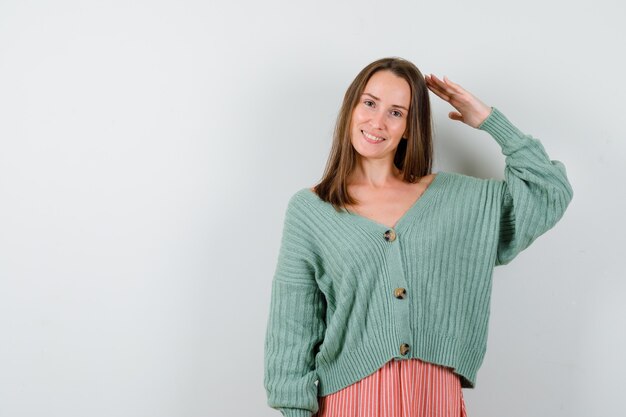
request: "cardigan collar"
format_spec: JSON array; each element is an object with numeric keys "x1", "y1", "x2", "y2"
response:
[{"x1": 300, "y1": 171, "x2": 449, "y2": 234}]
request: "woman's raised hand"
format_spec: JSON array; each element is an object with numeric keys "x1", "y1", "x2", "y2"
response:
[{"x1": 425, "y1": 74, "x2": 493, "y2": 129}]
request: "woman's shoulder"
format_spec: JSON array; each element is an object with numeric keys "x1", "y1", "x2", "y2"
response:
[
  {"x1": 421, "y1": 172, "x2": 438, "y2": 186},
  {"x1": 284, "y1": 186, "x2": 321, "y2": 211}
]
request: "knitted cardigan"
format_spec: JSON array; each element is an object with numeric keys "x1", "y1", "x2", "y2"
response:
[{"x1": 263, "y1": 107, "x2": 574, "y2": 417}]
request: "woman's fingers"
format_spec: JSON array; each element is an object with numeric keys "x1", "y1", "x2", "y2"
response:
[
  {"x1": 428, "y1": 74, "x2": 454, "y2": 93},
  {"x1": 427, "y1": 90, "x2": 449, "y2": 102},
  {"x1": 425, "y1": 73, "x2": 492, "y2": 128},
  {"x1": 427, "y1": 85, "x2": 450, "y2": 102},
  {"x1": 429, "y1": 74, "x2": 466, "y2": 99},
  {"x1": 443, "y1": 75, "x2": 465, "y2": 93},
  {"x1": 426, "y1": 75, "x2": 461, "y2": 104},
  {"x1": 427, "y1": 74, "x2": 475, "y2": 111},
  {"x1": 425, "y1": 75, "x2": 451, "y2": 101}
]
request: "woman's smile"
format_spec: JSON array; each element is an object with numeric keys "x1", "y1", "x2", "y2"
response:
[{"x1": 361, "y1": 130, "x2": 386, "y2": 143}]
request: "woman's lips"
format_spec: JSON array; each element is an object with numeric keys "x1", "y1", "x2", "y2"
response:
[{"x1": 361, "y1": 130, "x2": 386, "y2": 144}]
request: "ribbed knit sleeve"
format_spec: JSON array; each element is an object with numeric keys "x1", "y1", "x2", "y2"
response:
[
  {"x1": 264, "y1": 194, "x2": 326, "y2": 417},
  {"x1": 478, "y1": 107, "x2": 574, "y2": 266}
]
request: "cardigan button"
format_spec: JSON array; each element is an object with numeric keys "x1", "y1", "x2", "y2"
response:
[
  {"x1": 383, "y1": 229, "x2": 396, "y2": 242},
  {"x1": 394, "y1": 288, "x2": 407, "y2": 299},
  {"x1": 400, "y1": 343, "x2": 410, "y2": 356}
]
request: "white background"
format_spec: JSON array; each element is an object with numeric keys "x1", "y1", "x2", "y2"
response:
[{"x1": 1, "y1": 1, "x2": 624, "y2": 416}]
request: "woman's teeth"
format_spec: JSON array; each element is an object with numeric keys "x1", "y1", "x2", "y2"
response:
[{"x1": 362, "y1": 130, "x2": 385, "y2": 142}]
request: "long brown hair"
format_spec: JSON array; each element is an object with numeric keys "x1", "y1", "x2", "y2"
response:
[{"x1": 314, "y1": 57, "x2": 433, "y2": 212}]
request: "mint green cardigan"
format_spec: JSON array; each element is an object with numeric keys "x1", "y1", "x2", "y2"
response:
[{"x1": 263, "y1": 107, "x2": 573, "y2": 417}]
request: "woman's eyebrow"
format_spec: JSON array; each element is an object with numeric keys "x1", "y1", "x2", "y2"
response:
[{"x1": 362, "y1": 92, "x2": 409, "y2": 111}]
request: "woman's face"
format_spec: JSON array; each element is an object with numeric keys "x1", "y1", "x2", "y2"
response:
[{"x1": 350, "y1": 70, "x2": 411, "y2": 161}]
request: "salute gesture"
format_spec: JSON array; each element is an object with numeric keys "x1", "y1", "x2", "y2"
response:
[{"x1": 425, "y1": 74, "x2": 493, "y2": 129}]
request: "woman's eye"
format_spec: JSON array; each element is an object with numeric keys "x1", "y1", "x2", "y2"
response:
[
  {"x1": 364, "y1": 100, "x2": 374, "y2": 107},
  {"x1": 392, "y1": 110, "x2": 402, "y2": 117}
]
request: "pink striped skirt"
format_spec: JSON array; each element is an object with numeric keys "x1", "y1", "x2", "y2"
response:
[{"x1": 314, "y1": 358, "x2": 468, "y2": 417}]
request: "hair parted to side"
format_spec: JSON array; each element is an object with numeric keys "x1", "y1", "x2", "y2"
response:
[{"x1": 313, "y1": 56, "x2": 433, "y2": 212}]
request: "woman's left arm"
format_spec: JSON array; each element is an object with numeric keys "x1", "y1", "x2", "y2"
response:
[{"x1": 426, "y1": 74, "x2": 574, "y2": 266}]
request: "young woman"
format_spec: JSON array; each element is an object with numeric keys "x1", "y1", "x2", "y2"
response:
[{"x1": 264, "y1": 57, "x2": 573, "y2": 417}]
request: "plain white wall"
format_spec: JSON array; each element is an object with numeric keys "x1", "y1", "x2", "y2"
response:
[{"x1": 0, "y1": 1, "x2": 624, "y2": 416}]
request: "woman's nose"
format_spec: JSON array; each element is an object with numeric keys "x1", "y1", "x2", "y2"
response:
[{"x1": 370, "y1": 109, "x2": 385, "y2": 128}]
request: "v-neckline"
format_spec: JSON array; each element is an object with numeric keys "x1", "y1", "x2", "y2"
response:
[{"x1": 301, "y1": 171, "x2": 447, "y2": 233}]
